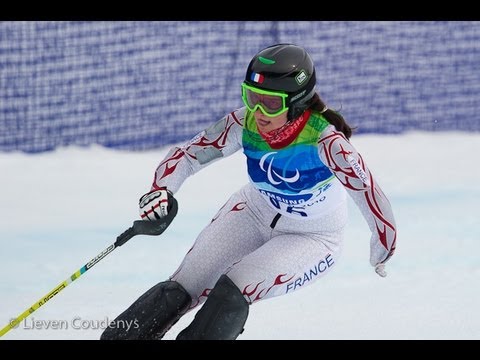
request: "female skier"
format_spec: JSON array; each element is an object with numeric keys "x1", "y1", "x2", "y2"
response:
[{"x1": 101, "y1": 43, "x2": 397, "y2": 340}]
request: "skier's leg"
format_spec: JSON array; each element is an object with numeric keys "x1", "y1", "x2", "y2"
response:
[
  {"x1": 176, "y1": 274, "x2": 248, "y2": 340},
  {"x1": 169, "y1": 186, "x2": 268, "y2": 309},
  {"x1": 174, "y1": 204, "x2": 347, "y2": 340},
  {"x1": 226, "y1": 204, "x2": 347, "y2": 305},
  {"x1": 100, "y1": 280, "x2": 191, "y2": 340}
]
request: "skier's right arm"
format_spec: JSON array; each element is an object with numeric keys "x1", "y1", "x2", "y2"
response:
[
  {"x1": 150, "y1": 107, "x2": 245, "y2": 194},
  {"x1": 138, "y1": 108, "x2": 245, "y2": 221}
]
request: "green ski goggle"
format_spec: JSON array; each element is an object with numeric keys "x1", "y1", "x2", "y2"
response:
[{"x1": 241, "y1": 82, "x2": 289, "y2": 117}]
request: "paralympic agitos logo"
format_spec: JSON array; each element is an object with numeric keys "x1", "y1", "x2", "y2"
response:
[{"x1": 259, "y1": 152, "x2": 300, "y2": 185}]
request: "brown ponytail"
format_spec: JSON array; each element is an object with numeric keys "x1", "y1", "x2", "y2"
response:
[{"x1": 308, "y1": 93, "x2": 354, "y2": 139}]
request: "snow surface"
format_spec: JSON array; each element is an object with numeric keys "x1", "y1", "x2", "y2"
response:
[{"x1": 1, "y1": 132, "x2": 479, "y2": 340}]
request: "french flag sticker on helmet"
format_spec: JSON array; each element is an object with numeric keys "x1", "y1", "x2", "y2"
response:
[{"x1": 250, "y1": 72, "x2": 265, "y2": 84}]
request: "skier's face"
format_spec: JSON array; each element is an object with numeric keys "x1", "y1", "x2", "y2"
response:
[{"x1": 253, "y1": 109, "x2": 288, "y2": 133}]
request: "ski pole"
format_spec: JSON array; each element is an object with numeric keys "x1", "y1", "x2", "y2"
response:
[{"x1": 0, "y1": 198, "x2": 178, "y2": 338}]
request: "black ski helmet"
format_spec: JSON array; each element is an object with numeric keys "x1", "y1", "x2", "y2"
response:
[{"x1": 244, "y1": 43, "x2": 317, "y2": 121}]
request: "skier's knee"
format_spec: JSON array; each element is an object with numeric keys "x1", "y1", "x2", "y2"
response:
[
  {"x1": 100, "y1": 280, "x2": 191, "y2": 340},
  {"x1": 176, "y1": 274, "x2": 249, "y2": 340}
]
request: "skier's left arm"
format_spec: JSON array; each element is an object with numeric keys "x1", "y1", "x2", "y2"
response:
[{"x1": 318, "y1": 128, "x2": 397, "y2": 277}]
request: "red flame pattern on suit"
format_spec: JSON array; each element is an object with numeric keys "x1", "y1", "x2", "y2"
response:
[
  {"x1": 185, "y1": 123, "x2": 233, "y2": 160},
  {"x1": 319, "y1": 130, "x2": 396, "y2": 260},
  {"x1": 154, "y1": 148, "x2": 185, "y2": 184},
  {"x1": 190, "y1": 288, "x2": 211, "y2": 309},
  {"x1": 211, "y1": 201, "x2": 247, "y2": 223},
  {"x1": 242, "y1": 273, "x2": 295, "y2": 303},
  {"x1": 319, "y1": 132, "x2": 364, "y2": 191},
  {"x1": 153, "y1": 112, "x2": 240, "y2": 186}
]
